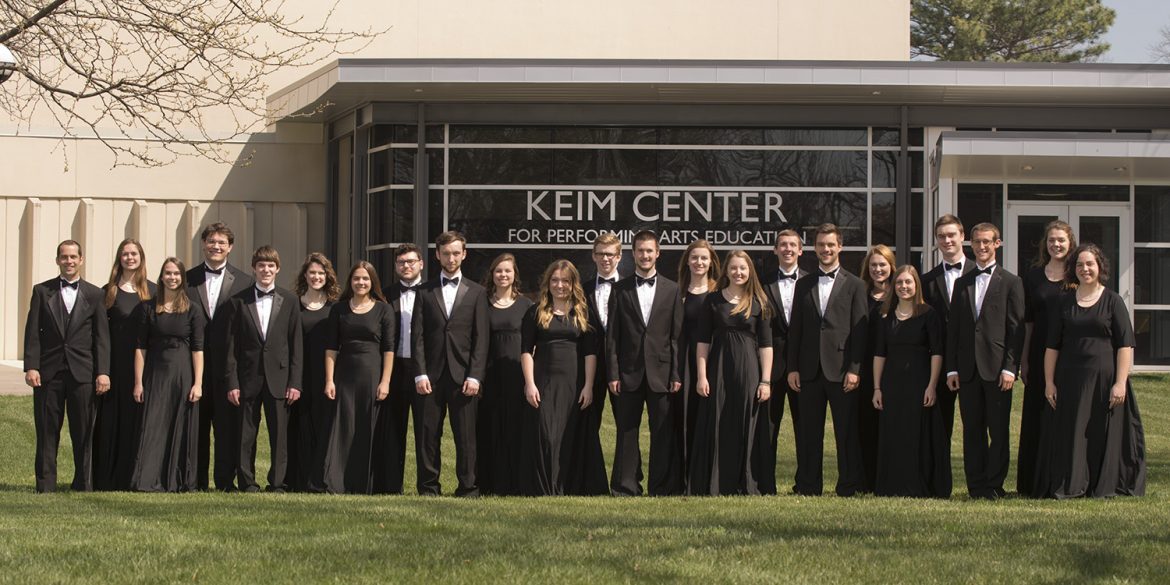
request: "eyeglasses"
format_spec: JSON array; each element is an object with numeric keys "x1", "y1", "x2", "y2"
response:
[
  {"x1": 593, "y1": 252, "x2": 618, "y2": 259},
  {"x1": 395, "y1": 258, "x2": 421, "y2": 266}
]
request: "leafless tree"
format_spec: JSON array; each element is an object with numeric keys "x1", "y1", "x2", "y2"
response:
[
  {"x1": 1153, "y1": 24, "x2": 1170, "y2": 63},
  {"x1": 0, "y1": 0, "x2": 381, "y2": 166}
]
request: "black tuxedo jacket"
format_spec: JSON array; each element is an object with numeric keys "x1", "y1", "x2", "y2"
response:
[
  {"x1": 945, "y1": 265, "x2": 1026, "y2": 383},
  {"x1": 23, "y1": 277, "x2": 111, "y2": 383},
  {"x1": 921, "y1": 257, "x2": 975, "y2": 322},
  {"x1": 583, "y1": 274, "x2": 616, "y2": 384},
  {"x1": 787, "y1": 268, "x2": 868, "y2": 383},
  {"x1": 187, "y1": 263, "x2": 254, "y2": 373},
  {"x1": 224, "y1": 286, "x2": 304, "y2": 399},
  {"x1": 605, "y1": 274, "x2": 683, "y2": 393},
  {"x1": 763, "y1": 268, "x2": 807, "y2": 384},
  {"x1": 411, "y1": 276, "x2": 490, "y2": 383}
]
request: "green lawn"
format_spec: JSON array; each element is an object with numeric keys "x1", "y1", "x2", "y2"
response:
[{"x1": 1, "y1": 377, "x2": 1167, "y2": 583}]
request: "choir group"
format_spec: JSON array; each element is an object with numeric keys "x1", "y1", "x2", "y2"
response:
[{"x1": 24, "y1": 217, "x2": 1146, "y2": 498}]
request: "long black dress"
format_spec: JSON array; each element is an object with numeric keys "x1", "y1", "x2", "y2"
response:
[
  {"x1": 290, "y1": 300, "x2": 334, "y2": 493},
  {"x1": 520, "y1": 306, "x2": 597, "y2": 496},
  {"x1": 688, "y1": 293, "x2": 773, "y2": 496},
  {"x1": 322, "y1": 301, "x2": 396, "y2": 495},
  {"x1": 873, "y1": 306, "x2": 947, "y2": 497},
  {"x1": 1018, "y1": 266, "x2": 1068, "y2": 497},
  {"x1": 481, "y1": 297, "x2": 534, "y2": 496},
  {"x1": 94, "y1": 283, "x2": 155, "y2": 491},
  {"x1": 130, "y1": 303, "x2": 205, "y2": 492},
  {"x1": 1044, "y1": 289, "x2": 1146, "y2": 498},
  {"x1": 857, "y1": 293, "x2": 883, "y2": 492},
  {"x1": 676, "y1": 290, "x2": 708, "y2": 493}
]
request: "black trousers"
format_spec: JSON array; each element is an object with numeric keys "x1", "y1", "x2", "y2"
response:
[
  {"x1": 753, "y1": 385, "x2": 801, "y2": 495},
  {"x1": 237, "y1": 386, "x2": 290, "y2": 492},
  {"x1": 794, "y1": 372, "x2": 863, "y2": 496},
  {"x1": 197, "y1": 366, "x2": 241, "y2": 491},
  {"x1": 33, "y1": 371, "x2": 96, "y2": 493},
  {"x1": 610, "y1": 382, "x2": 681, "y2": 496},
  {"x1": 371, "y1": 356, "x2": 414, "y2": 494},
  {"x1": 933, "y1": 381, "x2": 958, "y2": 498},
  {"x1": 413, "y1": 372, "x2": 478, "y2": 496},
  {"x1": 959, "y1": 377, "x2": 1013, "y2": 498}
]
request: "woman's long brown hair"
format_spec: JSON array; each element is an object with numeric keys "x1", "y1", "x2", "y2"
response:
[
  {"x1": 105, "y1": 239, "x2": 152, "y2": 308},
  {"x1": 534, "y1": 259, "x2": 590, "y2": 332}
]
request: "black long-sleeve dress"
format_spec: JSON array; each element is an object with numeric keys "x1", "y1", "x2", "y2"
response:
[
  {"x1": 322, "y1": 301, "x2": 396, "y2": 495},
  {"x1": 94, "y1": 283, "x2": 156, "y2": 491},
  {"x1": 481, "y1": 297, "x2": 534, "y2": 496},
  {"x1": 290, "y1": 300, "x2": 334, "y2": 493},
  {"x1": 676, "y1": 290, "x2": 709, "y2": 493},
  {"x1": 873, "y1": 306, "x2": 947, "y2": 497},
  {"x1": 520, "y1": 306, "x2": 597, "y2": 496},
  {"x1": 130, "y1": 303, "x2": 204, "y2": 493},
  {"x1": 857, "y1": 293, "x2": 884, "y2": 492},
  {"x1": 1018, "y1": 267, "x2": 1068, "y2": 497},
  {"x1": 688, "y1": 293, "x2": 773, "y2": 496},
  {"x1": 1044, "y1": 289, "x2": 1146, "y2": 498}
]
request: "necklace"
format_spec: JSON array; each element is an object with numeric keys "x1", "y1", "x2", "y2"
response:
[{"x1": 895, "y1": 305, "x2": 914, "y2": 319}]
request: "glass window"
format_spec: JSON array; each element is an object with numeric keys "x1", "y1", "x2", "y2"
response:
[
  {"x1": 763, "y1": 151, "x2": 868, "y2": 188},
  {"x1": 957, "y1": 184, "x2": 1004, "y2": 235},
  {"x1": 765, "y1": 128, "x2": 867, "y2": 147},
  {"x1": 1134, "y1": 310, "x2": 1170, "y2": 365},
  {"x1": 1135, "y1": 249, "x2": 1170, "y2": 305},
  {"x1": 448, "y1": 149, "x2": 555, "y2": 185},
  {"x1": 872, "y1": 127, "x2": 925, "y2": 147},
  {"x1": 450, "y1": 126, "x2": 554, "y2": 144},
  {"x1": 368, "y1": 190, "x2": 414, "y2": 245},
  {"x1": 870, "y1": 193, "x2": 925, "y2": 249},
  {"x1": 658, "y1": 128, "x2": 765, "y2": 145},
  {"x1": 1135, "y1": 186, "x2": 1170, "y2": 242},
  {"x1": 554, "y1": 149, "x2": 659, "y2": 185},
  {"x1": 1008, "y1": 184, "x2": 1129, "y2": 202},
  {"x1": 656, "y1": 150, "x2": 764, "y2": 187},
  {"x1": 553, "y1": 127, "x2": 657, "y2": 144}
]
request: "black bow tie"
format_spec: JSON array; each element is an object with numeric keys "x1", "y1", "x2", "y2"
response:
[
  {"x1": 598, "y1": 276, "x2": 617, "y2": 285},
  {"x1": 402, "y1": 283, "x2": 422, "y2": 292},
  {"x1": 976, "y1": 265, "x2": 995, "y2": 276},
  {"x1": 205, "y1": 265, "x2": 224, "y2": 275},
  {"x1": 945, "y1": 262, "x2": 962, "y2": 271},
  {"x1": 777, "y1": 271, "x2": 797, "y2": 282},
  {"x1": 60, "y1": 279, "x2": 79, "y2": 290},
  {"x1": 818, "y1": 269, "x2": 838, "y2": 279},
  {"x1": 256, "y1": 287, "x2": 275, "y2": 297},
  {"x1": 636, "y1": 275, "x2": 656, "y2": 287},
  {"x1": 442, "y1": 276, "x2": 460, "y2": 287}
]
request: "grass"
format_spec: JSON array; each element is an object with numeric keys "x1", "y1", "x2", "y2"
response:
[{"x1": 0, "y1": 376, "x2": 1167, "y2": 583}]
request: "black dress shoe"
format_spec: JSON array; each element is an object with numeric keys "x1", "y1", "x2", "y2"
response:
[{"x1": 243, "y1": 485, "x2": 261, "y2": 493}]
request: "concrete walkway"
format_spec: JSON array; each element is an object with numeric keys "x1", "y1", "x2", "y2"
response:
[{"x1": 0, "y1": 361, "x2": 31, "y2": 396}]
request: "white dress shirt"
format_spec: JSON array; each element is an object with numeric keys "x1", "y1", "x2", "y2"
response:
[
  {"x1": 398, "y1": 277, "x2": 421, "y2": 359},
  {"x1": 440, "y1": 270, "x2": 461, "y2": 317},
  {"x1": 974, "y1": 263, "x2": 995, "y2": 319},
  {"x1": 817, "y1": 265, "x2": 839, "y2": 317},
  {"x1": 204, "y1": 261, "x2": 227, "y2": 318},
  {"x1": 255, "y1": 284, "x2": 275, "y2": 340},
  {"x1": 595, "y1": 271, "x2": 619, "y2": 330},
  {"x1": 777, "y1": 268, "x2": 798, "y2": 323},
  {"x1": 60, "y1": 278, "x2": 80, "y2": 314},
  {"x1": 635, "y1": 271, "x2": 657, "y2": 326},
  {"x1": 942, "y1": 257, "x2": 966, "y2": 302}
]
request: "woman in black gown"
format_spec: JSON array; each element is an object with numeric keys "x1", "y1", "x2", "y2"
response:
[
  {"x1": 1043, "y1": 244, "x2": 1146, "y2": 498},
  {"x1": 1018, "y1": 220, "x2": 1074, "y2": 497},
  {"x1": 481, "y1": 253, "x2": 534, "y2": 495},
  {"x1": 323, "y1": 261, "x2": 396, "y2": 494},
  {"x1": 675, "y1": 239, "x2": 720, "y2": 492},
  {"x1": 689, "y1": 250, "x2": 773, "y2": 496},
  {"x1": 130, "y1": 258, "x2": 204, "y2": 492},
  {"x1": 291, "y1": 253, "x2": 340, "y2": 492},
  {"x1": 520, "y1": 259, "x2": 597, "y2": 496},
  {"x1": 94, "y1": 238, "x2": 156, "y2": 491},
  {"x1": 858, "y1": 244, "x2": 895, "y2": 492},
  {"x1": 871, "y1": 265, "x2": 945, "y2": 498}
]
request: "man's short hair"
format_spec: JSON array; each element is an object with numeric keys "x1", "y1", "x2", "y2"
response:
[
  {"x1": 934, "y1": 214, "x2": 964, "y2": 236},
  {"x1": 632, "y1": 230, "x2": 659, "y2": 249},
  {"x1": 394, "y1": 242, "x2": 423, "y2": 259},
  {"x1": 813, "y1": 223, "x2": 842, "y2": 245},
  {"x1": 251, "y1": 245, "x2": 280, "y2": 268},
  {"x1": 593, "y1": 232, "x2": 622, "y2": 251},
  {"x1": 56, "y1": 239, "x2": 83, "y2": 257},
  {"x1": 201, "y1": 222, "x2": 235, "y2": 244},
  {"x1": 435, "y1": 230, "x2": 467, "y2": 249},
  {"x1": 774, "y1": 229, "x2": 802, "y2": 245},
  {"x1": 970, "y1": 222, "x2": 1001, "y2": 240}
]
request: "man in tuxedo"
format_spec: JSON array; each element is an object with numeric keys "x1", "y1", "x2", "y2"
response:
[
  {"x1": 23, "y1": 240, "x2": 111, "y2": 492},
  {"x1": 786, "y1": 223, "x2": 868, "y2": 496},
  {"x1": 376, "y1": 242, "x2": 424, "y2": 494},
  {"x1": 224, "y1": 246, "x2": 303, "y2": 493},
  {"x1": 920, "y1": 213, "x2": 974, "y2": 498},
  {"x1": 573, "y1": 232, "x2": 623, "y2": 495},
  {"x1": 946, "y1": 222, "x2": 1025, "y2": 500},
  {"x1": 754, "y1": 229, "x2": 806, "y2": 495},
  {"x1": 187, "y1": 222, "x2": 255, "y2": 491},
  {"x1": 606, "y1": 230, "x2": 684, "y2": 496},
  {"x1": 412, "y1": 231, "x2": 490, "y2": 497}
]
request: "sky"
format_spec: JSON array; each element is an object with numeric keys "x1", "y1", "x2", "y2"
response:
[{"x1": 1100, "y1": 0, "x2": 1170, "y2": 63}]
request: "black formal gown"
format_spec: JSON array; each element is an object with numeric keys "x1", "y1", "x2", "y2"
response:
[
  {"x1": 130, "y1": 304, "x2": 205, "y2": 492},
  {"x1": 873, "y1": 307, "x2": 947, "y2": 497},
  {"x1": 481, "y1": 297, "x2": 533, "y2": 496},
  {"x1": 857, "y1": 293, "x2": 884, "y2": 492},
  {"x1": 520, "y1": 306, "x2": 597, "y2": 496},
  {"x1": 1019, "y1": 267, "x2": 1068, "y2": 497},
  {"x1": 676, "y1": 290, "x2": 708, "y2": 492},
  {"x1": 1044, "y1": 290, "x2": 1146, "y2": 498},
  {"x1": 290, "y1": 300, "x2": 334, "y2": 492},
  {"x1": 94, "y1": 284, "x2": 154, "y2": 491},
  {"x1": 688, "y1": 294, "x2": 773, "y2": 496},
  {"x1": 322, "y1": 302, "x2": 396, "y2": 494}
]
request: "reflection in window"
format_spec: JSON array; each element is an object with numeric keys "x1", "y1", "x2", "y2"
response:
[
  {"x1": 1135, "y1": 186, "x2": 1170, "y2": 243},
  {"x1": 1134, "y1": 310, "x2": 1170, "y2": 365},
  {"x1": 957, "y1": 184, "x2": 1004, "y2": 235}
]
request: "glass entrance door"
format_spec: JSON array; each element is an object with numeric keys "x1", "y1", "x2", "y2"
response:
[{"x1": 1006, "y1": 203, "x2": 1132, "y2": 303}]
